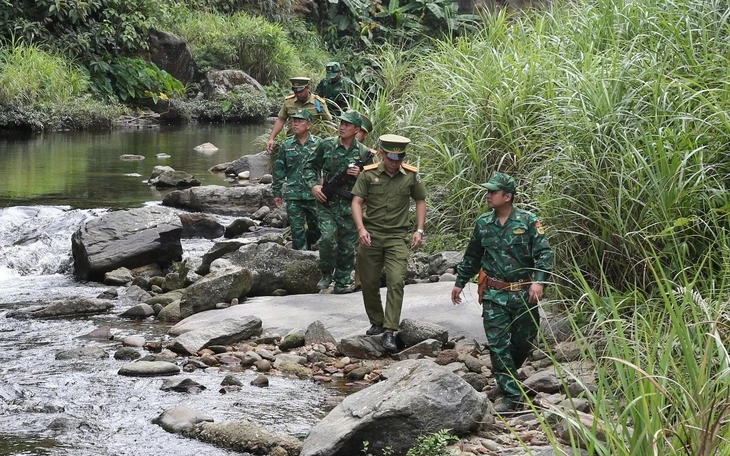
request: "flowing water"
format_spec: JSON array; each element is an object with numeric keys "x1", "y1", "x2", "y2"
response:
[{"x1": 0, "y1": 124, "x2": 335, "y2": 455}]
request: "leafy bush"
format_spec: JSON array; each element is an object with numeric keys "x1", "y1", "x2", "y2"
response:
[
  {"x1": 0, "y1": 41, "x2": 89, "y2": 105},
  {"x1": 162, "y1": 10, "x2": 318, "y2": 85},
  {"x1": 192, "y1": 84, "x2": 268, "y2": 122},
  {"x1": 0, "y1": 98, "x2": 124, "y2": 132},
  {"x1": 91, "y1": 57, "x2": 185, "y2": 104}
]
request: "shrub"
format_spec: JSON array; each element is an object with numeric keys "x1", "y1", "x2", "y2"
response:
[
  {"x1": 0, "y1": 41, "x2": 89, "y2": 105},
  {"x1": 193, "y1": 84, "x2": 268, "y2": 122},
  {"x1": 0, "y1": 98, "x2": 124, "y2": 132},
  {"x1": 90, "y1": 57, "x2": 185, "y2": 104}
]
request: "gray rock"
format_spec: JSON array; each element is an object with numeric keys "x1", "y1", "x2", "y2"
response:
[
  {"x1": 251, "y1": 206, "x2": 270, "y2": 220},
  {"x1": 169, "y1": 316, "x2": 262, "y2": 355},
  {"x1": 104, "y1": 267, "x2": 133, "y2": 285},
  {"x1": 202, "y1": 70, "x2": 264, "y2": 100},
  {"x1": 393, "y1": 339, "x2": 442, "y2": 360},
  {"x1": 79, "y1": 326, "x2": 112, "y2": 340},
  {"x1": 160, "y1": 377, "x2": 207, "y2": 393},
  {"x1": 145, "y1": 290, "x2": 184, "y2": 307},
  {"x1": 179, "y1": 266, "x2": 253, "y2": 317},
  {"x1": 223, "y1": 152, "x2": 271, "y2": 181},
  {"x1": 55, "y1": 347, "x2": 108, "y2": 360},
  {"x1": 186, "y1": 419, "x2": 301, "y2": 455},
  {"x1": 152, "y1": 170, "x2": 201, "y2": 188},
  {"x1": 118, "y1": 361, "x2": 180, "y2": 377},
  {"x1": 179, "y1": 213, "x2": 224, "y2": 239},
  {"x1": 461, "y1": 372, "x2": 488, "y2": 392},
  {"x1": 119, "y1": 285, "x2": 153, "y2": 304},
  {"x1": 337, "y1": 335, "x2": 389, "y2": 359},
  {"x1": 224, "y1": 217, "x2": 257, "y2": 238},
  {"x1": 162, "y1": 185, "x2": 275, "y2": 217},
  {"x1": 250, "y1": 375, "x2": 269, "y2": 387},
  {"x1": 221, "y1": 374, "x2": 243, "y2": 386},
  {"x1": 156, "y1": 300, "x2": 182, "y2": 322},
  {"x1": 122, "y1": 336, "x2": 146, "y2": 347},
  {"x1": 153, "y1": 405, "x2": 213, "y2": 434},
  {"x1": 426, "y1": 251, "x2": 463, "y2": 276},
  {"x1": 8, "y1": 298, "x2": 114, "y2": 319},
  {"x1": 279, "y1": 329, "x2": 305, "y2": 351},
  {"x1": 114, "y1": 347, "x2": 141, "y2": 361},
  {"x1": 277, "y1": 362, "x2": 312, "y2": 379},
  {"x1": 254, "y1": 359, "x2": 271, "y2": 372},
  {"x1": 273, "y1": 353, "x2": 307, "y2": 367},
  {"x1": 397, "y1": 319, "x2": 448, "y2": 348},
  {"x1": 299, "y1": 359, "x2": 490, "y2": 456},
  {"x1": 71, "y1": 206, "x2": 183, "y2": 282},
  {"x1": 146, "y1": 29, "x2": 201, "y2": 85},
  {"x1": 304, "y1": 320, "x2": 336, "y2": 346},
  {"x1": 523, "y1": 370, "x2": 563, "y2": 394},
  {"x1": 120, "y1": 303, "x2": 155, "y2": 319}
]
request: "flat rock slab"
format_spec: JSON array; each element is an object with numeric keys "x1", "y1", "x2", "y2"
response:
[{"x1": 118, "y1": 361, "x2": 180, "y2": 377}]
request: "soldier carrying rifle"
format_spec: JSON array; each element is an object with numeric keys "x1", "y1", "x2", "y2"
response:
[{"x1": 303, "y1": 110, "x2": 373, "y2": 294}]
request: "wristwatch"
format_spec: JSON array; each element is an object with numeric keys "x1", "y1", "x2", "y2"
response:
[{"x1": 416, "y1": 229, "x2": 425, "y2": 234}]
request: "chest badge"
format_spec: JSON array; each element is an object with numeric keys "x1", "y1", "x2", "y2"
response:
[
  {"x1": 374, "y1": 177, "x2": 379, "y2": 183},
  {"x1": 512, "y1": 228, "x2": 526, "y2": 235}
]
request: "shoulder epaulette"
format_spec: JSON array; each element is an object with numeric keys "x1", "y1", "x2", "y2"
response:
[
  {"x1": 314, "y1": 94, "x2": 327, "y2": 103},
  {"x1": 402, "y1": 163, "x2": 419, "y2": 173},
  {"x1": 364, "y1": 163, "x2": 379, "y2": 171},
  {"x1": 285, "y1": 94, "x2": 295, "y2": 100}
]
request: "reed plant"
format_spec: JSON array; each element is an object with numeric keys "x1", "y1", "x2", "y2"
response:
[{"x1": 369, "y1": 0, "x2": 730, "y2": 294}]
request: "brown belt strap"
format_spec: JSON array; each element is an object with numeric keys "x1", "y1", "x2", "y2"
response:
[
  {"x1": 478, "y1": 270, "x2": 531, "y2": 293},
  {"x1": 477, "y1": 269, "x2": 488, "y2": 299}
]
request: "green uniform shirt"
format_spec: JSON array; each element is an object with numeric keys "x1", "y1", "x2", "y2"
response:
[
  {"x1": 315, "y1": 77, "x2": 354, "y2": 112},
  {"x1": 351, "y1": 162, "x2": 427, "y2": 235},
  {"x1": 303, "y1": 137, "x2": 373, "y2": 192},
  {"x1": 272, "y1": 133, "x2": 321, "y2": 201},
  {"x1": 455, "y1": 207, "x2": 553, "y2": 287},
  {"x1": 277, "y1": 93, "x2": 332, "y2": 135}
]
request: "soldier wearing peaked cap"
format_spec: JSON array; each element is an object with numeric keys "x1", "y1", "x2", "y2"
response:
[
  {"x1": 451, "y1": 172, "x2": 553, "y2": 415},
  {"x1": 266, "y1": 77, "x2": 333, "y2": 153},
  {"x1": 272, "y1": 108, "x2": 321, "y2": 250},
  {"x1": 351, "y1": 134, "x2": 427, "y2": 353},
  {"x1": 315, "y1": 62, "x2": 355, "y2": 116}
]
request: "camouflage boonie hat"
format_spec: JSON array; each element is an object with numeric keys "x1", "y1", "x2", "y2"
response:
[
  {"x1": 360, "y1": 114, "x2": 373, "y2": 134},
  {"x1": 291, "y1": 108, "x2": 312, "y2": 121},
  {"x1": 482, "y1": 172, "x2": 517, "y2": 194},
  {"x1": 379, "y1": 134, "x2": 410, "y2": 161},
  {"x1": 290, "y1": 77, "x2": 311, "y2": 92},
  {"x1": 338, "y1": 110, "x2": 362, "y2": 128},
  {"x1": 325, "y1": 61, "x2": 341, "y2": 79}
]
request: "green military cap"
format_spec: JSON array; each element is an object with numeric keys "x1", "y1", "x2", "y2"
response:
[
  {"x1": 290, "y1": 77, "x2": 311, "y2": 92},
  {"x1": 360, "y1": 114, "x2": 373, "y2": 134},
  {"x1": 379, "y1": 134, "x2": 410, "y2": 161},
  {"x1": 325, "y1": 61, "x2": 341, "y2": 79},
  {"x1": 291, "y1": 108, "x2": 312, "y2": 121},
  {"x1": 482, "y1": 172, "x2": 517, "y2": 194},
  {"x1": 338, "y1": 109, "x2": 362, "y2": 128}
]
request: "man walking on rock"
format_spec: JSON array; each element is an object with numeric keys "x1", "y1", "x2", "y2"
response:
[
  {"x1": 451, "y1": 172, "x2": 553, "y2": 414},
  {"x1": 351, "y1": 134, "x2": 427, "y2": 352}
]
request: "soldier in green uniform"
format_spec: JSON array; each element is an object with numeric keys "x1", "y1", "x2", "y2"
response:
[
  {"x1": 272, "y1": 108, "x2": 321, "y2": 250},
  {"x1": 451, "y1": 172, "x2": 553, "y2": 414},
  {"x1": 314, "y1": 62, "x2": 354, "y2": 116},
  {"x1": 267, "y1": 77, "x2": 332, "y2": 153},
  {"x1": 303, "y1": 110, "x2": 373, "y2": 294},
  {"x1": 351, "y1": 134, "x2": 427, "y2": 352}
]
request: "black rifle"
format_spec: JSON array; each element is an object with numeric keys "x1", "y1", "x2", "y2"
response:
[{"x1": 321, "y1": 159, "x2": 365, "y2": 207}]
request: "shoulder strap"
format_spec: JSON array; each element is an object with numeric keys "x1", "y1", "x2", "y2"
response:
[
  {"x1": 402, "y1": 163, "x2": 419, "y2": 173},
  {"x1": 285, "y1": 94, "x2": 295, "y2": 100},
  {"x1": 363, "y1": 163, "x2": 379, "y2": 171}
]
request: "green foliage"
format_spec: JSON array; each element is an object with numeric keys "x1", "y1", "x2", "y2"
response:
[
  {"x1": 192, "y1": 84, "x2": 268, "y2": 122},
  {"x1": 90, "y1": 57, "x2": 185, "y2": 104},
  {"x1": 162, "y1": 10, "x2": 323, "y2": 85},
  {"x1": 0, "y1": 0, "x2": 160, "y2": 67},
  {"x1": 406, "y1": 429, "x2": 458, "y2": 456},
  {"x1": 0, "y1": 40, "x2": 89, "y2": 104},
  {"x1": 369, "y1": 0, "x2": 730, "y2": 295},
  {"x1": 0, "y1": 98, "x2": 124, "y2": 132}
]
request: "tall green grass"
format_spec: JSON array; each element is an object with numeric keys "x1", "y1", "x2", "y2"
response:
[
  {"x1": 0, "y1": 41, "x2": 89, "y2": 105},
  {"x1": 369, "y1": 0, "x2": 730, "y2": 294}
]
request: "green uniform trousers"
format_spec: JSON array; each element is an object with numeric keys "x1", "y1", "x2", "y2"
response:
[
  {"x1": 286, "y1": 199, "x2": 320, "y2": 250},
  {"x1": 317, "y1": 196, "x2": 357, "y2": 287},
  {"x1": 358, "y1": 232, "x2": 409, "y2": 331},
  {"x1": 482, "y1": 289, "x2": 540, "y2": 401}
]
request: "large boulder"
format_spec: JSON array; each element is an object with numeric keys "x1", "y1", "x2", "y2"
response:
[
  {"x1": 223, "y1": 152, "x2": 273, "y2": 181},
  {"x1": 145, "y1": 29, "x2": 201, "y2": 85},
  {"x1": 168, "y1": 316, "x2": 263, "y2": 355},
  {"x1": 299, "y1": 359, "x2": 490, "y2": 456},
  {"x1": 71, "y1": 206, "x2": 183, "y2": 282},
  {"x1": 162, "y1": 185, "x2": 275, "y2": 217},
  {"x1": 186, "y1": 420, "x2": 301, "y2": 456},
  {"x1": 7, "y1": 298, "x2": 114, "y2": 319},
  {"x1": 202, "y1": 70, "x2": 265, "y2": 100},
  {"x1": 179, "y1": 266, "x2": 253, "y2": 318},
  {"x1": 204, "y1": 242, "x2": 319, "y2": 296}
]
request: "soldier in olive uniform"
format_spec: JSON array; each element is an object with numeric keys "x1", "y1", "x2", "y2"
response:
[
  {"x1": 351, "y1": 134, "x2": 427, "y2": 352},
  {"x1": 266, "y1": 77, "x2": 332, "y2": 153},
  {"x1": 303, "y1": 110, "x2": 373, "y2": 294},
  {"x1": 272, "y1": 108, "x2": 321, "y2": 250},
  {"x1": 451, "y1": 173, "x2": 553, "y2": 414},
  {"x1": 315, "y1": 62, "x2": 354, "y2": 116}
]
